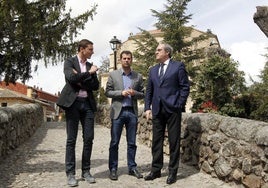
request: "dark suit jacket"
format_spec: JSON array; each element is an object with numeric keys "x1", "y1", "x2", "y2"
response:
[
  {"x1": 57, "y1": 56, "x2": 99, "y2": 112},
  {"x1": 105, "y1": 69, "x2": 144, "y2": 119},
  {"x1": 145, "y1": 60, "x2": 190, "y2": 116}
]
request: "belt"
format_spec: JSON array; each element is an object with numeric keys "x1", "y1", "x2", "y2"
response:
[
  {"x1": 122, "y1": 106, "x2": 133, "y2": 110},
  {"x1": 76, "y1": 97, "x2": 88, "y2": 102}
]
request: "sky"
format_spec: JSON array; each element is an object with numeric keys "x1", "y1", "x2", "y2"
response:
[{"x1": 26, "y1": 0, "x2": 268, "y2": 94}]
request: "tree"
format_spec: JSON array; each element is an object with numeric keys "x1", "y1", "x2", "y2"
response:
[
  {"x1": 152, "y1": 0, "x2": 191, "y2": 52},
  {"x1": 0, "y1": 0, "x2": 97, "y2": 83},
  {"x1": 133, "y1": 0, "x2": 207, "y2": 80},
  {"x1": 132, "y1": 28, "x2": 159, "y2": 83},
  {"x1": 98, "y1": 87, "x2": 108, "y2": 105},
  {"x1": 98, "y1": 56, "x2": 110, "y2": 74},
  {"x1": 191, "y1": 48, "x2": 247, "y2": 116},
  {"x1": 97, "y1": 56, "x2": 110, "y2": 105},
  {"x1": 151, "y1": 0, "x2": 207, "y2": 67},
  {"x1": 247, "y1": 54, "x2": 268, "y2": 122}
]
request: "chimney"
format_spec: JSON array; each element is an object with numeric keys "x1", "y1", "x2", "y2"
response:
[{"x1": 27, "y1": 87, "x2": 33, "y2": 98}]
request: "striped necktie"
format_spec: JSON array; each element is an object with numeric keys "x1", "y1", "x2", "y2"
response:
[{"x1": 159, "y1": 63, "x2": 165, "y2": 82}]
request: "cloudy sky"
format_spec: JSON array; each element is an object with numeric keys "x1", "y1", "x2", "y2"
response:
[{"x1": 26, "y1": 0, "x2": 268, "y2": 94}]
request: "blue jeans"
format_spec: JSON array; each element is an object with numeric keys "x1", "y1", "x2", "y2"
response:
[
  {"x1": 65, "y1": 99, "x2": 95, "y2": 175},
  {"x1": 109, "y1": 107, "x2": 138, "y2": 171}
]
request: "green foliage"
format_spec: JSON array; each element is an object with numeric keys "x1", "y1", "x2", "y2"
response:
[
  {"x1": 0, "y1": 0, "x2": 97, "y2": 83},
  {"x1": 247, "y1": 56, "x2": 268, "y2": 122},
  {"x1": 132, "y1": 28, "x2": 159, "y2": 81},
  {"x1": 98, "y1": 87, "x2": 108, "y2": 105},
  {"x1": 98, "y1": 56, "x2": 110, "y2": 74},
  {"x1": 152, "y1": 0, "x2": 192, "y2": 50},
  {"x1": 191, "y1": 50, "x2": 247, "y2": 115},
  {"x1": 152, "y1": 0, "x2": 207, "y2": 66},
  {"x1": 220, "y1": 103, "x2": 245, "y2": 117},
  {"x1": 133, "y1": 0, "x2": 207, "y2": 82}
]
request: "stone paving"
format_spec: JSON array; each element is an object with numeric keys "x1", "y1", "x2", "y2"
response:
[{"x1": 0, "y1": 122, "x2": 240, "y2": 188}]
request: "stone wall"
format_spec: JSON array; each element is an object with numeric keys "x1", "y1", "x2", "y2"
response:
[
  {"x1": 0, "y1": 103, "x2": 43, "y2": 159},
  {"x1": 96, "y1": 105, "x2": 268, "y2": 188},
  {"x1": 254, "y1": 6, "x2": 268, "y2": 37}
]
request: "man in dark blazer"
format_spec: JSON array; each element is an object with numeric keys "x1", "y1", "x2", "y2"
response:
[
  {"x1": 57, "y1": 39, "x2": 99, "y2": 187},
  {"x1": 144, "y1": 43, "x2": 190, "y2": 185},
  {"x1": 105, "y1": 50, "x2": 144, "y2": 181}
]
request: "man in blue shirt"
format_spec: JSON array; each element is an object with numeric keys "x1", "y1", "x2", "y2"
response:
[{"x1": 105, "y1": 50, "x2": 144, "y2": 181}]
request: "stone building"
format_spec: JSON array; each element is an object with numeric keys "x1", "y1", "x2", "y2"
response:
[{"x1": 0, "y1": 82, "x2": 59, "y2": 121}]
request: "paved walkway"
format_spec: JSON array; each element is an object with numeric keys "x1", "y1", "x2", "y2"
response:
[{"x1": 0, "y1": 122, "x2": 238, "y2": 188}]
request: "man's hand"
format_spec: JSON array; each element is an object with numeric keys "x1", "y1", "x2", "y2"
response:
[
  {"x1": 121, "y1": 88, "x2": 135, "y2": 97},
  {"x1": 89, "y1": 65, "x2": 98, "y2": 74},
  {"x1": 145, "y1": 110, "x2": 152, "y2": 121},
  {"x1": 127, "y1": 88, "x2": 135, "y2": 96}
]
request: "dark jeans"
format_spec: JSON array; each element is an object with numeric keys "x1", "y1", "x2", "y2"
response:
[
  {"x1": 151, "y1": 106, "x2": 181, "y2": 173},
  {"x1": 65, "y1": 99, "x2": 95, "y2": 175},
  {"x1": 109, "y1": 107, "x2": 138, "y2": 171}
]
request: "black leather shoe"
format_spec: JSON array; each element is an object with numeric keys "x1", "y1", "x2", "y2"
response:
[
  {"x1": 67, "y1": 174, "x2": 78, "y2": 187},
  {"x1": 129, "y1": 169, "x2": 143, "y2": 179},
  {"x1": 144, "y1": 171, "x2": 161, "y2": 181},
  {"x1": 109, "y1": 169, "x2": 118, "y2": 180},
  {"x1": 166, "y1": 173, "x2": 177, "y2": 184}
]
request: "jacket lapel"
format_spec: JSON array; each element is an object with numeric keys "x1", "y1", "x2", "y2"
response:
[
  {"x1": 159, "y1": 60, "x2": 172, "y2": 84},
  {"x1": 156, "y1": 64, "x2": 162, "y2": 84},
  {"x1": 118, "y1": 69, "x2": 124, "y2": 89},
  {"x1": 86, "y1": 62, "x2": 92, "y2": 71},
  {"x1": 131, "y1": 71, "x2": 137, "y2": 88},
  {"x1": 73, "y1": 56, "x2": 81, "y2": 73}
]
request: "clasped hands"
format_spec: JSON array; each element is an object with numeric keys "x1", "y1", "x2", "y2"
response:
[{"x1": 121, "y1": 88, "x2": 135, "y2": 97}]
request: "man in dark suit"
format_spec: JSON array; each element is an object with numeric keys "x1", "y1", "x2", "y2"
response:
[
  {"x1": 57, "y1": 39, "x2": 99, "y2": 187},
  {"x1": 105, "y1": 50, "x2": 144, "y2": 181},
  {"x1": 144, "y1": 43, "x2": 190, "y2": 185}
]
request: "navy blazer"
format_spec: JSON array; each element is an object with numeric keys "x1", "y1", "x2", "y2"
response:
[
  {"x1": 144, "y1": 60, "x2": 190, "y2": 115},
  {"x1": 57, "y1": 56, "x2": 99, "y2": 111}
]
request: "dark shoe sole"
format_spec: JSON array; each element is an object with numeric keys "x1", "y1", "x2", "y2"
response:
[
  {"x1": 68, "y1": 183, "x2": 78, "y2": 187},
  {"x1": 167, "y1": 179, "x2": 176, "y2": 185},
  {"x1": 144, "y1": 173, "x2": 161, "y2": 181},
  {"x1": 109, "y1": 176, "x2": 118, "y2": 181},
  {"x1": 68, "y1": 181, "x2": 78, "y2": 187},
  {"x1": 129, "y1": 172, "x2": 143, "y2": 179},
  {"x1": 81, "y1": 177, "x2": 96, "y2": 184}
]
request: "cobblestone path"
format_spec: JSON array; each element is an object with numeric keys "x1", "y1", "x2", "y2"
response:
[{"x1": 0, "y1": 122, "x2": 239, "y2": 188}]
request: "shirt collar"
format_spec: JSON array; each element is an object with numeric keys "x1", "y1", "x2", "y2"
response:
[
  {"x1": 77, "y1": 55, "x2": 87, "y2": 64},
  {"x1": 160, "y1": 58, "x2": 170, "y2": 66},
  {"x1": 121, "y1": 68, "x2": 132, "y2": 76}
]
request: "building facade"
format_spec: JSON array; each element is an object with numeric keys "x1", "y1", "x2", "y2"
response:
[{"x1": 0, "y1": 82, "x2": 60, "y2": 121}]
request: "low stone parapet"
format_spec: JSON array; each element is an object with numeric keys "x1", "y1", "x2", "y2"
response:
[
  {"x1": 96, "y1": 105, "x2": 268, "y2": 188},
  {"x1": 0, "y1": 103, "x2": 43, "y2": 159}
]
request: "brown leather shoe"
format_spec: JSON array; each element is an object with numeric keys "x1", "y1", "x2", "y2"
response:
[{"x1": 144, "y1": 171, "x2": 161, "y2": 181}]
